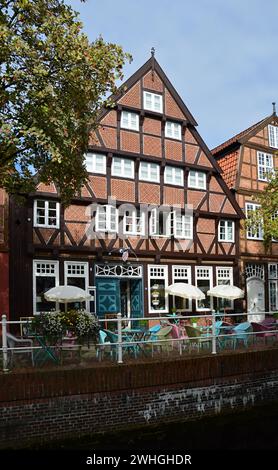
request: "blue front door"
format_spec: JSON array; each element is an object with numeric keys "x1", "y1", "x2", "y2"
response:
[
  {"x1": 130, "y1": 279, "x2": 143, "y2": 325},
  {"x1": 95, "y1": 278, "x2": 120, "y2": 319}
]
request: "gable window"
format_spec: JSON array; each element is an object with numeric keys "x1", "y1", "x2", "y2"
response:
[
  {"x1": 268, "y1": 125, "x2": 278, "y2": 149},
  {"x1": 216, "y1": 267, "x2": 233, "y2": 309},
  {"x1": 85, "y1": 153, "x2": 106, "y2": 174},
  {"x1": 96, "y1": 205, "x2": 118, "y2": 233},
  {"x1": 143, "y1": 91, "x2": 163, "y2": 113},
  {"x1": 34, "y1": 200, "x2": 60, "y2": 228},
  {"x1": 245, "y1": 203, "x2": 263, "y2": 240},
  {"x1": 120, "y1": 111, "x2": 139, "y2": 131},
  {"x1": 165, "y1": 121, "x2": 181, "y2": 140},
  {"x1": 112, "y1": 157, "x2": 134, "y2": 179},
  {"x1": 139, "y1": 162, "x2": 160, "y2": 183},
  {"x1": 123, "y1": 209, "x2": 145, "y2": 236},
  {"x1": 173, "y1": 212, "x2": 193, "y2": 239},
  {"x1": 149, "y1": 208, "x2": 171, "y2": 237},
  {"x1": 164, "y1": 165, "x2": 184, "y2": 186},
  {"x1": 188, "y1": 171, "x2": 206, "y2": 190},
  {"x1": 257, "y1": 152, "x2": 273, "y2": 181},
  {"x1": 218, "y1": 220, "x2": 235, "y2": 242},
  {"x1": 33, "y1": 260, "x2": 59, "y2": 314},
  {"x1": 148, "y1": 265, "x2": 168, "y2": 313},
  {"x1": 195, "y1": 267, "x2": 213, "y2": 311}
]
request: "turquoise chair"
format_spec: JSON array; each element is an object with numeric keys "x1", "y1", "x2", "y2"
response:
[
  {"x1": 96, "y1": 330, "x2": 113, "y2": 361},
  {"x1": 103, "y1": 329, "x2": 138, "y2": 358},
  {"x1": 232, "y1": 322, "x2": 252, "y2": 349}
]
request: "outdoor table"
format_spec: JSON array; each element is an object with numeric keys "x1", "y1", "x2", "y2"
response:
[{"x1": 122, "y1": 328, "x2": 148, "y2": 355}]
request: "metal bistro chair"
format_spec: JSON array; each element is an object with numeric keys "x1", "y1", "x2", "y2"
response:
[
  {"x1": 231, "y1": 322, "x2": 253, "y2": 349},
  {"x1": 103, "y1": 329, "x2": 138, "y2": 358},
  {"x1": 96, "y1": 330, "x2": 113, "y2": 361},
  {"x1": 184, "y1": 325, "x2": 210, "y2": 353},
  {"x1": 6, "y1": 332, "x2": 34, "y2": 367}
]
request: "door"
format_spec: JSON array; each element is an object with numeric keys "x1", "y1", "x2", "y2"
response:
[
  {"x1": 95, "y1": 278, "x2": 120, "y2": 319},
  {"x1": 130, "y1": 279, "x2": 143, "y2": 327},
  {"x1": 247, "y1": 278, "x2": 265, "y2": 322}
]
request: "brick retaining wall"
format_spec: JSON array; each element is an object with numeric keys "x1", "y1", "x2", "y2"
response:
[{"x1": 1, "y1": 348, "x2": 278, "y2": 448}]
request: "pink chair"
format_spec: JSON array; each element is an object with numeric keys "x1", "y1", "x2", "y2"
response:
[
  {"x1": 251, "y1": 322, "x2": 277, "y2": 345},
  {"x1": 170, "y1": 324, "x2": 188, "y2": 354}
]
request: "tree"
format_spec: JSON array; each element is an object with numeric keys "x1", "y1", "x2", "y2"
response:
[
  {"x1": 0, "y1": 0, "x2": 131, "y2": 202},
  {"x1": 245, "y1": 168, "x2": 278, "y2": 250}
]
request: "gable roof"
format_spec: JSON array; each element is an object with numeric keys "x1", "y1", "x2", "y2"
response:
[{"x1": 211, "y1": 114, "x2": 276, "y2": 156}]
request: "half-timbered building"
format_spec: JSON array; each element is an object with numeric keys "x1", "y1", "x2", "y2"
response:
[
  {"x1": 9, "y1": 54, "x2": 244, "y2": 322},
  {"x1": 0, "y1": 188, "x2": 9, "y2": 319},
  {"x1": 212, "y1": 107, "x2": 278, "y2": 315}
]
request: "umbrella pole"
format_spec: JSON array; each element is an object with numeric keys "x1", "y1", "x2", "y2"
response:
[{"x1": 65, "y1": 303, "x2": 68, "y2": 314}]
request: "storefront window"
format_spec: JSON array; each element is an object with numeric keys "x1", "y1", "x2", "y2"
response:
[
  {"x1": 33, "y1": 261, "x2": 59, "y2": 314},
  {"x1": 195, "y1": 267, "x2": 213, "y2": 310},
  {"x1": 148, "y1": 266, "x2": 168, "y2": 313}
]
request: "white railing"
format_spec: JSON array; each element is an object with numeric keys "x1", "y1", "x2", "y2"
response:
[{"x1": 1, "y1": 311, "x2": 278, "y2": 371}]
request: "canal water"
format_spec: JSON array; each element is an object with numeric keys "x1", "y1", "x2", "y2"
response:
[{"x1": 42, "y1": 401, "x2": 278, "y2": 451}]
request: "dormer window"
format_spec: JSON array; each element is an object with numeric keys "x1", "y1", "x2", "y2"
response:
[
  {"x1": 120, "y1": 111, "x2": 139, "y2": 131},
  {"x1": 143, "y1": 91, "x2": 163, "y2": 113},
  {"x1": 165, "y1": 121, "x2": 181, "y2": 140},
  {"x1": 268, "y1": 125, "x2": 278, "y2": 148}
]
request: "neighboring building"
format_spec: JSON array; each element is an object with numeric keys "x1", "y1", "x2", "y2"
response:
[
  {"x1": 9, "y1": 53, "x2": 243, "y2": 322},
  {"x1": 0, "y1": 188, "x2": 9, "y2": 319},
  {"x1": 212, "y1": 107, "x2": 278, "y2": 315}
]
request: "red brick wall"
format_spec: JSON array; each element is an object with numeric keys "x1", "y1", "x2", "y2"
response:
[
  {"x1": 111, "y1": 179, "x2": 135, "y2": 202},
  {"x1": 165, "y1": 140, "x2": 183, "y2": 161},
  {"x1": 120, "y1": 130, "x2": 140, "y2": 153},
  {"x1": 118, "y1": 82, "x2": 141, "y2": 108},
  {"x1": 143, "y1": 70, "x2": 164, "y2": 92},
  {"x1": 143, "y1": 135, "x2": 162, "y2": 157},
  {"x1": 138, "y1": 183, "x2": 160, "y2": 204}
]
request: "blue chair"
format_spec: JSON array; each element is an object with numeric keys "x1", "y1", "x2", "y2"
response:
[
  {"x1": 96, "y1": 330, "x2": 113, "y2": 361},
  {"x1": 232, "y1": 322, "x2": 252, "y2": 349},
  {"x1": 103, "y1": 329, "x2": 138, "y2": 358}
]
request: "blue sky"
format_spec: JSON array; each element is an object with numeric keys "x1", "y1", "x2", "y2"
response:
[{"x1": 68, "y1": 0, "x2": 278, "y2": 149}]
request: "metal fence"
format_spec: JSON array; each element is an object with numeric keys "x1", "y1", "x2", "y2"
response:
[{"x1": 1, "y1": 311, "x2": 278, "y2": 372}]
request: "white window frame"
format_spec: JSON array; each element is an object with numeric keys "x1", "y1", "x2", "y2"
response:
[
  {"x1": 33, "y1": 260, "x2": 59, "y2": 314},
  {"x1": 95, "y1": 205, "x2": 118, "y2": 233},
  {"x1": 245, "y1": 203, "x2": 264, "y2": 240},
  {"x1": 164, "y1": 166, "x2": 184, "y2": 186},
  {"x1": 111, "y1": 157, "x2": 134, "y2": 179},
  {"x1": 85, "y1": 153, "x2": 106, "y2": 174},
  {"x1": 216, "y1": 267, "x2": 234, "y2": 309},
  {"x1": 123, "y1": 209, "x2": 145, "y2": 236},
  {"x1": 165, "y1": 121, "x2": 182, "y2": 140},
  {"x1": 143, "y1": 91, "x2": 163, "y2": 113},
  {"x1": 173, "y1": 212, "x2": 193, "y2": 239},
  {"x1": 172, "y1": 265, "x2": 192, "y2": 311},
  {"x1": 34, "y1": 200, "x2": 60, "y2": 229},
  {"x1": 218, "y1": 220, "x2": 235, "y2": 243},
  {"x1": 188, "y1": 171, "x2": 207, "y2": 190},
  {"x1": 148, "y1": 265, "x2": 169, "y2": 314},
  {"x1": 139, "y1": 162, "x2": 160, "y2": 183},
  {"x1": 149, "y1": 208, "x2": 171, "y2": 237},
  {"x1": 120, "y1": 111, "x2": 139, "y2": 131},
  {"x1": 195, "y1": 266, "x2": 213, "y2": 311},
  {"x1": 64, "y1": 261, "x2": 89, "y2": 310},
  {"x1": 268, "y1": 264, "x2": 278, "y2": 311},
  {"x1": 257, "y1": 151, "x2": 273, "y2": 181},
  {"x1": 268, "y1": 125, "x2": 278, "y2": 149}
]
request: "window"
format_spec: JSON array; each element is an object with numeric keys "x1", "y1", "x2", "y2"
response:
[
  {"x1": 34, "y1": 200, "x2": 60, "y2": 228},
  {"x1": 195, "y1": 267, "x2": 213, "y2": 310},
  {"x1": 218, "y1": 220, "x2": 235, "y2": 242},
  {"x1": 123, "y1": 209, "x2": 145, "y2": 235},
  {"x1": 112, "y1": 157, "x2": 134, "y2": 178},
  {"x1": 120, "y1": 111, "x2": 139, "y2": 131},
  {"x1": 139, "y1": 162, "x2": 160, "y2": 183},
  {"x1": 33, "y1": 260, "x2": 59, "y2": 314},
  {"x1": 95, "y1": 205, "x2": 118, "y2": 232},
  {"x1": 143, "y1": 91, "x2": 163, "y2": 113},
  {"x1": 268, "y1": 125, "x2": 278, "y2": 149},
  {"x1": 65, "y1": 261, "x2": 89, "y2": 310},
  {"x1": 85, "y1": 153, "x2": 106, "y2": 174},
  {"x1": 257, "y1": 152, "x2": 273, "y2": 181},
  {"x1": 165, "y1": 121, "x2": 181, "y2": 140},
  {"x1": 148, "y1": 265, "x2": 168, "y2": 313},
  {"x1": 164, "y1": 166, "x2": 184, "y2": 186},
  {"x1": 172, "y1": 266, "x2": 192, "y2": 311},
  {"x1": 216, "y1": 267, "x2": 233, "y2": 309},
  {"x1": 149, "y1": 208, "x2": 171, "y2": 237},
  {"x1": 188, "y1": 171, "x2": 206, "y2": 190},
  {"x1": 269, "y1": 264, "x2": 278, "y2": 311},
  {"x1": 173, "y1": 212, "x2": 193, "y2": 239},
  {"x1": 246, "y1": 203, "x2": 263, "y2": 239}
]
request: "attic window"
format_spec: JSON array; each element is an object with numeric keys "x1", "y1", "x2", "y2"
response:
[
  {"x1": 268, "y1": 125, "x2": 278, "y2": 149},
  {"x1": 143, "y1": 91, "x2": 163, "y2": 113}
]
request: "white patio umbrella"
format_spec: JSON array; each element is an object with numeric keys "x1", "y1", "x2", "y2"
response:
[
  {"x1": 44, "y1": 285, "x2": 91, "y2": 312},
  {"x1": 207, "y1": 284, "x2": 244, "y2": 300},
  {"x1": 166, "y1": 283, "x2": 205, "y2": 300}
]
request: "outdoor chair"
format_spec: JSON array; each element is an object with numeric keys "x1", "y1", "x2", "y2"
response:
[
  {"x1": 251, "y1": 322, "x2": 277, "y2": 345},
  {"x1": 150, "y1": 325, "x2": 173, "y2": 356},
  {"x1": 260, "y1": 317, "x2": 275, "y2": 329},
  {"x1": 6, "y1": 332, "x2": 34, "y2": 367},
  {"x1": 231, "y1": 322, "x2": 252, "y2": 349},
  {"x1": 170, "y1": 324, "x2": 187, "y2": 354},
  {"x1": 96, "y1": 330, "x2": 113, "y2": 361},
  {"x1": 103, "y1": 329, "x2": 138, "y2": 358},
  {"x1": 183, "y1": 325, "x2": 211, "y2": 353}
]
